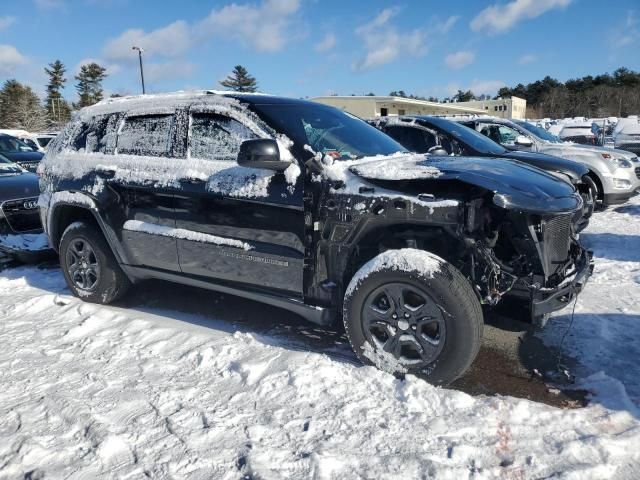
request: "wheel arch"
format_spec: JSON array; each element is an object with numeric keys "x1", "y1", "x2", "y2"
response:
[{"x1": 340, "y1": 223, "x2": 466, "y2": 294}]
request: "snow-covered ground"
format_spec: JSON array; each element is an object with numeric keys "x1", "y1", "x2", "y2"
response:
[{"x1": 0, "y1": 198, "x2": 639, "y2": 479}]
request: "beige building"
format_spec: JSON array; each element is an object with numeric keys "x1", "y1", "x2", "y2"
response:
[
  {"x1": 311, "y1": 96, "x2": 486, "y2": 119},
  {"x1": 452, "y1": 96, "x2": 527, "y2": 119}
]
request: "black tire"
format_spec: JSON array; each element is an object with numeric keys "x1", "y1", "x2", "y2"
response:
[
  {"x1": 343, "y1": 249, "x2": 483, "y2": 385},
  {"x1": 59, "y1": 221, "x2": 131, "y2": 304}
]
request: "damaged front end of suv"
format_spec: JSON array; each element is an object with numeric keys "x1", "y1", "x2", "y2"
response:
[{"x1": 311, "y1": 154, "x2": 593, "y2": 326}]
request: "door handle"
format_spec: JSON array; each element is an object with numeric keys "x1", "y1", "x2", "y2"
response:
[
  {"x1": 95, "y1": 167, "x2": 116, "y2": 178},
  {"x1": 180, "y1": 177, "x2": 206, "y2": 185}
]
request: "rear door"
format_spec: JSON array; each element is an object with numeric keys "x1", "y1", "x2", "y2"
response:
[
  {"x1": 111, "y1": 111, "x2": 181, "y2": 271},
  {"x1": 173, "y1": 108, "x2": 305, "y2": 296}
]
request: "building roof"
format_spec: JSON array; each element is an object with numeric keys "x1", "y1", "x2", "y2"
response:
[{"x1": 311, "y1": 96, "x2": 486, "y2": 115}]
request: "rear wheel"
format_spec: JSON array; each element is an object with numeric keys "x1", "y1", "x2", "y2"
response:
[
  {"x1": 59, "y1": 221, "x2": 130, "y2": 303},
  {"x1": 343, "y1": 249, "x2": 483, "y2": 385}
]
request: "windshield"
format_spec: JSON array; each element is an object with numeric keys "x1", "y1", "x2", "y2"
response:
[
  {"x1": 515, "y1": 121, "x2": 562, "y2": 143},
  {"x1": 0, "y1": 135, "x2": 36, "y2": 153},
  {"x1": 0, "y1": 153, "x2": 21, "y2": 174},
  {"x1": 425, "y1": 117, "x2": 507, "y2": 155},
  {"x1": 250, "y1": 103, "x2": 407, "y2": 160}
]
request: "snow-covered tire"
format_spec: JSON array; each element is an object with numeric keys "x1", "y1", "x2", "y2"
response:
[
  {"x1": 59, "y1": 221, "x2": 130, "y2": 304},
  {"x1": 343, "y1": 248, "x2": 483, "y2": 385}
]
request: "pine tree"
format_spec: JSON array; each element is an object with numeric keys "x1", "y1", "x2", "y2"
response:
[
  {"x1": 219, "y1": 65, "x2": 258, "y2": 92},
  {"x1": 74, "y1": 62, "x2": 108, "y2": 108},
  {"x1": 0, "y1": 79, "x2": 48, "y2": 131},
  {"x1": 44, "y1": 59, "x2": 71, "y2": 127}
]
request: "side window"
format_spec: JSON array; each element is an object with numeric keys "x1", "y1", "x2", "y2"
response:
[
  {"x1": 72, "y1": 115, "x2": 117, "y2": 153},
  {"x1": 497, "y1": 125, "x2": 519, "y2": 144},
  {"x1": 385, "y1": 126, "x2": 430, "y2": 153},
  {"x1": 189, "y1": 113, "x2": 258, "y2": 161},
  {"x1": 117, "y1": 114, "x2": 173, "y2": 157}
]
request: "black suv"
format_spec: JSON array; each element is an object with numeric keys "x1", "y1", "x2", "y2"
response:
[
  {"x1": 39, "y1": 92, "x2": 593, "y2": 384},
  {"x1": 370, "y1": 116, "x2": 596, "y2": 231}
]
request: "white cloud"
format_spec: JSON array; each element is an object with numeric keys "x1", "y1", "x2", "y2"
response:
[
  {"x1": 0, "y1": 44, "x2": 27, "y2": 76},
  {"x1": 436, "y1": 15, "x2": 460, "y2": 34},
  {"x1": 198, "y1": 0, "x2": 301, "y2": 53},
  {"x1": 315, "y1": 33, "x2": 337, "y2": 53},
  {"x1": 609, "y1": 10, "x2": 639, "y2": 48},
  {"x1": 445, "y1": 51, "x2": 475, "y2": 69},
  {"x1": 104, "y1": 21, "x2": 192, "y2": 61},
  {"x1": 518, "y1": 53, "x2": 537, "y2": 65},
  {"x1": 470, "y1": 0, "x2": 572, "y2": 35},
  {"x1": 144, "y1": 61, "x2": 197, "y2": 83},
  {"x1": 354, "y1": 8, "x2": 427, "y2": 71},
  {"x1": 0, "y1": 16, "x2": 15, "y2": 31},
  {"x1": 469, "y1": 79, "x2": 506, "y2": 95}
]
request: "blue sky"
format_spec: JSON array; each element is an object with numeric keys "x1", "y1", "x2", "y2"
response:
[{"x1": 0, "y1": 0, "x2": 638, "y2": 101}]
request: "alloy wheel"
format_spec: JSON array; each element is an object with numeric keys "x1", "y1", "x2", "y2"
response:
[
  {"x1": 361, "y1": 282, "x2": 446, "y2": 368},
  {"x1": 66, "y1": 238, "x2": 100, "y2": 292}
]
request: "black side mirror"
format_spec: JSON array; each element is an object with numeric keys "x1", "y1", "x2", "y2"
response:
[
  {"x1": 428, "y1": 145, "x2": 449, "y2": 156},
  {"x1": 237, "y1": 139, "x2": 289, "y2": 171}
]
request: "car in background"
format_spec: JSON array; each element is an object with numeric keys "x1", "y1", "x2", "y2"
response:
[
  {"x1": 370, "y1": 115, "x2": 595, "y2": 231},
  {"x1": 0, "y1": 153, "x2": 50, "y2": 261},
  {"x1": 614, "y1": 122, "x2": 640, "y2": 155},
  {"x1": 0, "y1": 129, "x2": 56, "y2": 152},
  {"x1": 456, "y1": 117, "x2": 640, "y2": 207},
  {"x1": 0, "y1": 133, "x2": 44, "y2": 172},
  {"x1": 558, "y1": 122, "x2": 597, "y2": 145}
]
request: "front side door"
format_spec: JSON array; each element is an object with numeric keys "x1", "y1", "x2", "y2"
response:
[
  {"x1": 475, "y1": 121, "x2": 533, "y2": 152},
  {"x1": 173, "y1": 109, "x2": 305, "y2": 296}
]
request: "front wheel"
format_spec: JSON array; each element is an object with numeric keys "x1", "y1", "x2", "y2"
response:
[{"x1": 343, "y1": 249, "x2": 483, "y2": 385}]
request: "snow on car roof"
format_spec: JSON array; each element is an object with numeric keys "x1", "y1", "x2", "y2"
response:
[{"x1": 77, "y1": 90, "x2": 318, "y2": 121}]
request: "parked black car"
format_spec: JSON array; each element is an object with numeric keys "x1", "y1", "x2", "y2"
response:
[
  {"x1": 0, "y1": 134, "x2": 44, "y2": 172},
  {"x1": 39, "y1": 92, "x2": 593, "y2": 384},
  {"x1": 370, "y1": 116, "x2": 596, "y2": 231},
  {"x1": 0, "y1": 153, "x2": 49, "y2": 261}
]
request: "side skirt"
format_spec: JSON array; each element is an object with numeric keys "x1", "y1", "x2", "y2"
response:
[{"x1": 121, "y1": 265, "x2": 336, "y2": 327}]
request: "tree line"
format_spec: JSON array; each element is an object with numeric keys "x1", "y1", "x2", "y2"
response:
[
  {"x1": 0, "y1": 62, "x2": 259, "y2": 133},
  {"x1": 496, "y1": 67, "x2": 640, "y2": 118},
  {"x1": 0, "y1": 59, "x2": 108, "y2": 131}
]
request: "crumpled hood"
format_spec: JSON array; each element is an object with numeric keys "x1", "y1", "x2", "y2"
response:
[
  {"x1": 0, "y1": 172, "x2": 40, "y2": 201},
  {"x1": 503, "y1": 150, "x2": 589, "y2": 180},
  {"x1": 349, "y1": 154, "x2": 582, "y2": 214}
]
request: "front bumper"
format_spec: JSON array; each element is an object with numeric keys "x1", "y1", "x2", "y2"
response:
[{"x1": 530, "y1": 248, "x2": 594, "y2": 317}]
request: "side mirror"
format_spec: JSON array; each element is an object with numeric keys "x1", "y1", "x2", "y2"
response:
[
  {"x1": 237, "y1": 139, "x2": 289, "y2": 172},
  {"x1": 428, "y1": 145, "x2": 449, "y2": 156},
  {"x1": 514, "y1": 135, "x2": 533, "y2": 147}
]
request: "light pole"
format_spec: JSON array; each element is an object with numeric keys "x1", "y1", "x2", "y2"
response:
[{"x1": 132, "y1": 46, "x2": 146, "y2": 94}]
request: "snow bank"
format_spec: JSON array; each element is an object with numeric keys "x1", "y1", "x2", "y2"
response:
[
  {"x1": 0, "y1": 261, "x2": 639, "y2": 478},
  {"x1": 0, "y1": 232, "x2": 49, "y2": 252}
]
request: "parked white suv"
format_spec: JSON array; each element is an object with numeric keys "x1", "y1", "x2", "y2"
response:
[{"x1": 458, "y1": 117, "x2": 640, "y2": 207}]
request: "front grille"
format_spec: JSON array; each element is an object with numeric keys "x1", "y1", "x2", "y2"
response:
[
  {"x1": 635, "y1": 166, "x2": 640, "y2": 180},
  {"x1": 0, "y1": 197, "x2": 42, "y2": 233},
  {"x1": 543, "y1": 215, "x2": 572, "y2": 275}
]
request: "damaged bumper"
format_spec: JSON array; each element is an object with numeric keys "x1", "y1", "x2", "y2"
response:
[{"x1": 530, "y1": 247, "x2": 594, "y2": 317}]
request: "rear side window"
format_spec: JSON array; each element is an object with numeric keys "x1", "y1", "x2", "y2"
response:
[
  {"x1": 118, "y1": 114, "x2": 173, "y2": 157},
  {"x1": 384, "y1": 126, "x2": 434, "y2": 153},
  {"x1": 73, "y1": 115, "x2": 117, "y2": 153},
  {"x1": 189, "y1": 113, "x2": 257, "y2": 161}
]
